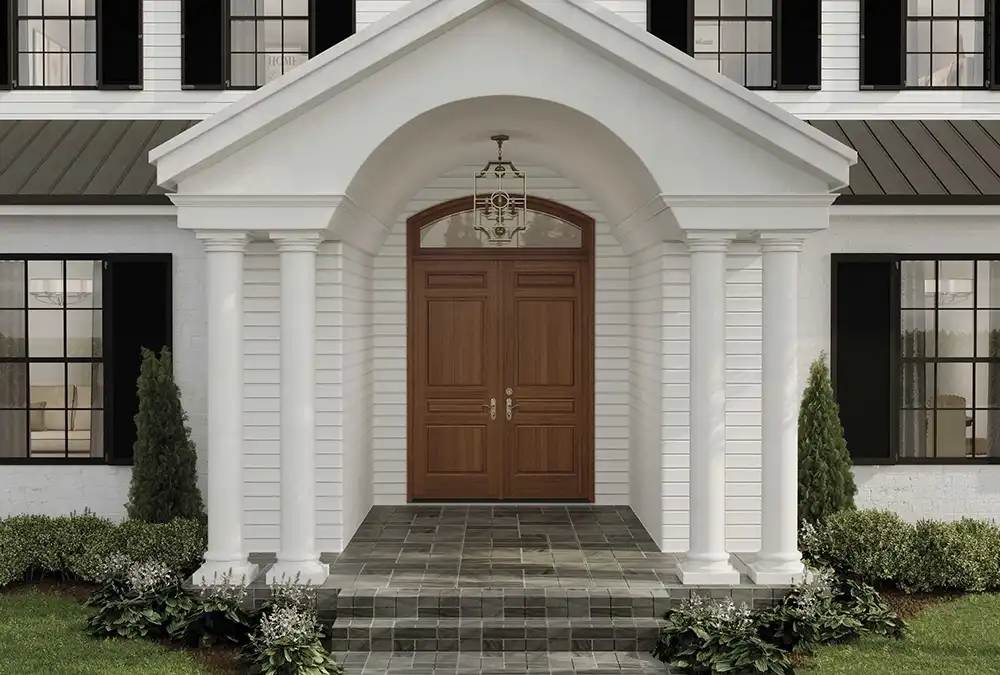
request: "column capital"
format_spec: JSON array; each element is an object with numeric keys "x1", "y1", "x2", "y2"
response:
[
  {"x1": 757, "y1": 231, "x2": 811, "y2": 253},
  {"x1": 196, "y1": 230, "x2": 249, "y2": 253},
  {"x1": 685, "y1": 231, "x2": 737, "y2": 253},
  {"x1": 271, "y1": 230, "x2": 325, "y2": 252}
]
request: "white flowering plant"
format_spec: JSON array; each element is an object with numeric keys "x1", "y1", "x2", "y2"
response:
[
  {"x1": 247, "y1": 603, "x2": 342, "y2": 675},
  {"x1": 85, "y1": 557, "x2": 195, "y2": 640},
  {"x1": 167, "y1": 571, "x2": 256, "y2": 648}
]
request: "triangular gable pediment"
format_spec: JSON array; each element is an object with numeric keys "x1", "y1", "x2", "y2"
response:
[{"x1": 149, "y1": 0, "x2": 855, "y2": 191}]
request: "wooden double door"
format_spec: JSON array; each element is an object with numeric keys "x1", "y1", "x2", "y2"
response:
[{"x1": 408, "y1": 257, "x2": 594, "y2": 501}]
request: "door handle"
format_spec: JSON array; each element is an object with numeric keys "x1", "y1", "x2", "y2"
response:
[
  {"x1": 484, "y1": 398, "x2": 496, "y2": 420},
  {"x1": 506, "y1": 397, "x2": 519, "y2": 421}
]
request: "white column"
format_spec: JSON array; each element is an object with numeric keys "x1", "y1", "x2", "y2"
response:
[
  {"x1": 266, "y1": 232, "x2": 329, "y2": 585},
  {"x1": 750, "y1": 234, "x2": 806, "y2": 584},
  {"x1": 193, "y1": 232, "x2": 258, "y2": 585},
  {"x1": 680, "y1": 233, "x2": 740, "y2": 585}
]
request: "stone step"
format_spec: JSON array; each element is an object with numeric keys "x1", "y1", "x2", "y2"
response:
[
  {"x1": 334, "y1": 650, "x2": 670, "y2": 674},
  {"x1": 327, "y1": 617, "x2": 666, "y2": 653},
  {"x1": 332, "y1": 588, "x2": 691, "y2": 620}
]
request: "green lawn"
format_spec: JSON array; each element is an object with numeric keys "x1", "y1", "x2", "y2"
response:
[
  {"x1": 802, "y1": 593, "x2": 1000, "y2": 675},
  {"x1": 0, "y1": 588, "x2": 221, "y2": 675}
]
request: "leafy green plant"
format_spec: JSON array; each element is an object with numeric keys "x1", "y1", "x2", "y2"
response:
[
  {"x1": 247, "y1": 605, "x2": 342, "y2": 675},
  {"x1": 86, "y1": 560, "x2": 195, "y2": 640},
  {"x1": 798, "y1": 354, "x2": 857, "y2": 525},
  {"x1": 651, "y1": 596, "x2": 792, "y2": 675},
  {"x1": 127, "y1": 347, "x2": 206, "y2": 524},
  {"x1": 167, "y1": 573, "x2": 257, "y2": 648}
]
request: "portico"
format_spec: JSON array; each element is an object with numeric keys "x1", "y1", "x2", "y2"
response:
[{"x1": 148, "y1": 0, "x2": 856, "y2": 587}]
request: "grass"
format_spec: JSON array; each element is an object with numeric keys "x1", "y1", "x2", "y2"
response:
[
  {"x1": 801, "y1": 593, "x2": 1000, "y2": 675},
  {"x1": 0, "y1": 585, "x2": 240, "y2": 675}
]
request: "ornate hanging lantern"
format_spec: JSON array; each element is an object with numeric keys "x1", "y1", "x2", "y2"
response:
[{"x1": 473, "y1": 135, "x2": 527, "y2": 247}]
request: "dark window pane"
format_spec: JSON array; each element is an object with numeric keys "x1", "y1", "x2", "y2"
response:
[
  {"x1": 0, "y1": 362, "x2": 28, "y2": 408},
  {"x1": 0, "y1": 410, "x2": 28, "y2": 458}
]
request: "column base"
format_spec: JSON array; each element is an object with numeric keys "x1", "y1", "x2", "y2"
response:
[
  {"x1": 191, "y1": 559, "x2": 260, "y2": 586},
  {"x1": 748, "y1": 556, "x2": 805, "y2": 585},
  {"x1": 265, "y1": 559, "x2": 330, "y2": 586},
  {"x1": 679, "y1": 555, "x2": 741, "y2": 585}
]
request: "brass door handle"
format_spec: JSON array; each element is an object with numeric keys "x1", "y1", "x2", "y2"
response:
[
  {"x1": 506, "y1": 397, "x2": 519, "y2": 421},
  {"x1": 484, "y1": 398, "x2": 496, "y2": 420}
]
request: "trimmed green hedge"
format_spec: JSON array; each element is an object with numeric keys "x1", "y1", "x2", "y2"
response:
[
  {"x1": 0, "y1": 512, "x2": 206, "y2": 588},
  {"x1": 801, "y1": 509, "x2": 1000, "y2": 593}
]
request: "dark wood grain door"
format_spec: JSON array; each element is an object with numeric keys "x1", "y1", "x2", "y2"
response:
[
  {"x1": 410, "y1": 260, "x2": 503, "y2": 500},
  {"x1": 501, "y1": 259, "x2": 591, "y2": 500}
]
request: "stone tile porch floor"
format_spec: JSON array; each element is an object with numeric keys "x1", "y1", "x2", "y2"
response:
[{"x1": 292, "y1": 504, "x2": 760, "y2": 589}]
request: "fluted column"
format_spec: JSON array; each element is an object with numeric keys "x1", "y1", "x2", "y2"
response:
[
  {"x1": 266, "y1": 231, "x2": 328, "y2": 585},
  {"x1": 193, "y1": 231, "x2": 258, "y2": 585},
  {"x1": 680, "y1": 232, "x2": 740, "y2": 585},
  {"x1": 750, "y1": 234, "x2": 806, "y2": 584}
]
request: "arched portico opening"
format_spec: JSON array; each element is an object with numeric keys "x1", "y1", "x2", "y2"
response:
[{"x1": 406, "y1": 195, "x2": 596, "y2": 502}]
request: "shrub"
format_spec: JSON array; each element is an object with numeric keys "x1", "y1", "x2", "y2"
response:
[
  {"x1": 800, "y1": 509, "x2": 917, "y2": 585},
  {"x1": 127, "y1": 347, "x2": 206, "y2": 524},
  {"x1": 167, "y1": 573, "x2": 257, "y2": 648},
  {"x1": 908, "y1": 518, "x2": 1000, "y2": 592},
  {"x1": 0, "y1": 512, "x2": 206, "y2": 588},
  {"x1": 86, "y1": 559, "x2": 195, "y2": 640},
  {"x1": 798, "y1": 354, "x2": 857, "y2": 525}
]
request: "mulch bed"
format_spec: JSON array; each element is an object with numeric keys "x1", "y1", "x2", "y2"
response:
[{"x1": 879, "y1": 588, "x2": 962, "y2": 619}]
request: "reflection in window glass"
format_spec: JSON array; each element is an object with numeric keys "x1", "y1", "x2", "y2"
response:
[
  {"x1": 905, "y1": 0, "x2": 985, "y2": 88},
  {"x1": 419, "y1": 210, "x2": 583, "y2": 249},
  {"x1": 16, "y1": 0, "x2": 97, "y2": 87},
  {"x1": 0, "y1": 258, "x2": 102, "y2": 459},
  {"x1": 693, "y1": 0, "x2": 773, "y2": 88},
  {"x1": 898, "y1": 257, "x2": 1000, "y2": 460},
  {"x1": 229, "y1": 0, "x2": 310, "y2": 88}
]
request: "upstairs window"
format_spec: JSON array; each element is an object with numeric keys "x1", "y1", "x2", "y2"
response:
[
  {"x1": 648, "y1": 0, "x2": 822, "y2": 90},
  {"x1": 906, "y1": 0, "x2": 985, "y2": 88},
  {"x1": 15, "y1": 0, "x2": 97, "y2": 88},
  {"x1": 229, "y1": 0, "x2": 309, "y2": 89},
  {"x1": 1, "y1": 0, "x2": 142, "y2": 90},
  {"x1": 862, "y1": 0, "x2": 994, "y2": 89},
  {"x1": 181, "y1": 0, "x2": 356, "y2": 90}
]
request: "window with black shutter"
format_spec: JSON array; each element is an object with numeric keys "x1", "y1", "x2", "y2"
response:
[
  {"x1": 182, "y1": 0, "x2": 225, "y2": 89},
  {"x1": 859, "y1": 0, "x2": 903, "y2": 89},
  {"x1": 98, "y1": 0, "x2": 142, "y2": 89},
  {"x1": 0, "y1": 254, "x2": 171, "y2": 466},
  {"x1": 648, "y1": 0, "x2": 692, "y2": 54}
]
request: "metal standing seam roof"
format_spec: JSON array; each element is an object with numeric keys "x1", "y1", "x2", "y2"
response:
[{"x1": 2, "y1": 119, "x2": 1000, "y2": 204}]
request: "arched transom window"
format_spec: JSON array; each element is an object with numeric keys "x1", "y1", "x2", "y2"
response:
[{"x1": 418, "y1": 208, "x2": 583, "y2": 249}]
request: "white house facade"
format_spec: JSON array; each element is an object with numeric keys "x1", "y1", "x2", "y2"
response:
[{"x1": 3, "y1": 0, "x2": 1000, "y2": 588}]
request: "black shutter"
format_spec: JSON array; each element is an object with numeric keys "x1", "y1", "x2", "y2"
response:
[
  {"x1": 0, "y1": 0, "x2": 10, "y2": 89},
  {"x1": 104, "y1": 256, "x2": 172, "y2": 463},
  {"x1": 992, "y1": 0, "x2": 1000, "y2": 88},
  {"x1": 831, "y1": 257, "x2": 895, "y2": 463},
  {"x1": 98, "y1": 0, "x2": 142, "y2": 89},
  {"x1": 182, "y1": 0, "x2": 225, "y2": 89},
  {"x1": 648, "y1": 0, "x2": 691, "y2": 54},
  {"x1": 776, "y1": 0, "x2": 820, "y2": 88},
  {"x1": 860, "y1": 0, "x2": 905, "y2": 89},
  {"x1": 312, "y1": 0, "x2": 355, "y2": 56}
]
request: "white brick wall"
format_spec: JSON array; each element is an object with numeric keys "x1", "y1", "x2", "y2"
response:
[
  {"x1": 372, "y1": 165, "x2": 631, "y2": 505},
  {"x1": 0, "y1": 217, "x2": 207, "y2": 523}
]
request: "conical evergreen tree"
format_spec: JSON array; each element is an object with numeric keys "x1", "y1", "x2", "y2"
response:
[
  {"x1": 126, "y1": 347, "x2": 205, "y2": 523},
  {"x1": 798, "y1": 353, "x2": 857, "y2": 525}
]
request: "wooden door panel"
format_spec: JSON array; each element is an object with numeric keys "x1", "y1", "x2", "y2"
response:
[
  {"x1": 502, "y1": 259, "x2": 591, "y2": 500},
  {"x1": 410, "y1": 260, "x2": 502, "y2": 500}
]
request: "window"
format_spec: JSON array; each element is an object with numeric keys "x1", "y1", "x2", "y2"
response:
[
  {"x1": 905, "y1": 0, "x2": 986, "y2": 88},
  {"x1": 693, "y1": 0, "x2": 773, "y2": 88},
  {"x1": 0, "y1": 255, "x2": 171, "y2": 464},
  {"x1": 229, "y1": 0, "x2": 309, "y2": 89},
  {"x1": 181, "y1": 0, "x2": 356, "y2": 90},
  {"x1": 647, "y1": 0, "x2": 821, "y2": 89},
  {"x1": 419, "y1": 209, "x2": 583, "y2": 249},
  {"x1": 15, "y1": 0, "x2": 97, "y2": 88},
  {"x1": 832, "y1": 255, "x2": 1000, "y2": 464}
]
